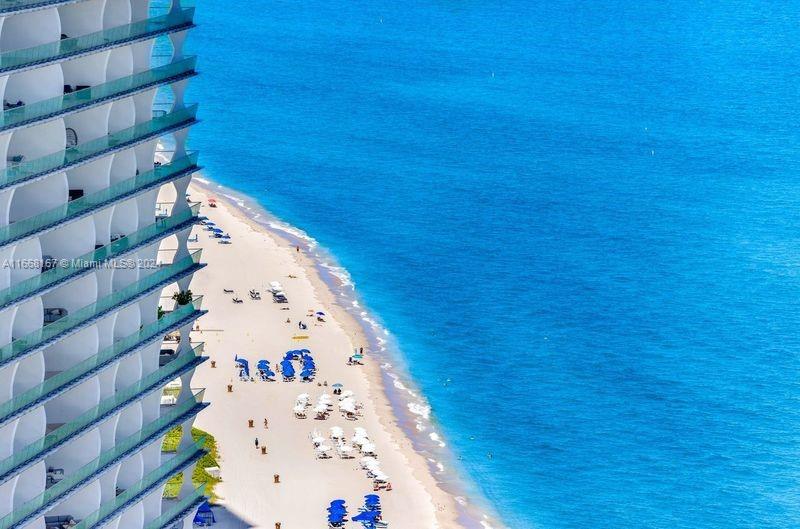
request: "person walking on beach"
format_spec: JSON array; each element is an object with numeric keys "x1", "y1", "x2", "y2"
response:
[
  {"x1": 264, "y1": 418, "x2": 269, "y2": 429},
  {"x1": 255, "y1": 437, "x2": 259, "y2": 449}
]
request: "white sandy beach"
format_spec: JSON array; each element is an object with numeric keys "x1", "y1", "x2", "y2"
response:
[{"x1": 166, "y1": 181, "x2": 463, "y2": 529}]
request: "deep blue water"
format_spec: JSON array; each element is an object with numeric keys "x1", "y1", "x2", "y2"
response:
[{"x1": 184, "y1": 1, "x2": 800, "y2": 527}]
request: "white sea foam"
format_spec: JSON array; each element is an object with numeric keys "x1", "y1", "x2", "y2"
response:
[
  {"x1": 194, "y1": 176, "x2": 210, "y2": 184},
  {"x1": 429, "y1": 432, "x2": 446, "y2": 448},
  {"x1": 408, "y1": 402, "x2": 431, "y2": 421},
  {"x1": 266, "y1": 220, "x2": 319, "y2": 249}
]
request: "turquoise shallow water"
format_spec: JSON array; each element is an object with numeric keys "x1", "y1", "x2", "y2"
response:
[{"x1": 183, "y1": 1, "x2": 800, "y2": 528}]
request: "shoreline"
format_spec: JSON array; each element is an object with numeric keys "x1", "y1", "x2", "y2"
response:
[{"x1": 187, "y1": 174, "x2": 505, "y2": 529}]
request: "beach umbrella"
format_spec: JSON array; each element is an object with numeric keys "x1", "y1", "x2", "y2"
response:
[
  {"x1": 312, "y1": 436, "x2": 326, "y2": 445},
  {"x1": 327, "y1": 513, "x2": 345, "y2": 523},
  {"x1": 257, "y1": 360, "x2": 270, "y2": 370},
  {"x1": 364, "y1": 494, "x2": 380, "y2": 507},
  {"x1": 221, "y1": 234, "x2": 231, "y2": 239},
  {"x1": 316, "y1": 444, "x2": 331, "y2": 452},
  {"x1": 297, "y1": 393, "x2": 310, "y2": 400},
  {"x1": 330, "y1": 426, "x2": 344, "y2": 438},
  {"x1": 281, "y1": 361, "x2": 295, "y2": 377},
  {"x1": 363, "y1": 460, "x2": 381, "y2": 471},
  {"x1": 332, "y1": 383, "x2": 344, "y2": 389},
  {"x1": 316, "y1": 311, "x2": 325, "y2": 316},
  {"x1": 352, "y1": 511, "x2": 379, "y2": 522}
]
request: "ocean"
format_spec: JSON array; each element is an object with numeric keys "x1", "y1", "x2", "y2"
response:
[{"x1": 182, "y1": 1, "x2": 800, "y2": 528}]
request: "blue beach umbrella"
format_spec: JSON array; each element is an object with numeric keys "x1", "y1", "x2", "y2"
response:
[
  {"x1": 352, "y1": 511, "x2": 379, "y2": 522},
  {"x1": 281, "y1": 361, "x2": 295, "y2": 378},
  {"x1": 364, "y1": 494, "x2": 380, "y2": 506}
]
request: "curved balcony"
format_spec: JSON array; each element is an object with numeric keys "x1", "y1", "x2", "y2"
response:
[
  {"x1": 72, "y1": 438, "x2": 207, "y2": 529},
  {"x1": 0, "y1": 298, "x2": 203, "y2": 425},
  {"x1": 146, "y1": 485, "x2": 205, "y2": 529},
  {"x1": 0, "y1": 153, "x2": 200, "y2": 249},
  {"x1": 0, "y1": 249, "x2": 205, "y2": 369},
  {"x1": 0, "y1": 204, "x2": 200, "y2": 312},
  {"x1": 0, "y1": 341, "x2": 207, "y2": 478},
  {"x1": 0, "y1": 57, "x2": 197, "y2": 133},
  {"x1": 0, "y1": 393, "x2": 207, "y2": 529},
  {"x1": 0, "y1": 105, "x2": 198, "y2": 193},
  {"x1": 0, "y1": 8, "x2": 195, "y2": 75}
]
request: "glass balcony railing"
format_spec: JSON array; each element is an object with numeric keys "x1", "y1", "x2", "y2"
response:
[
  {"x1": 0, "y1": 56, "x2": 197, "y2": 132},
  {"x1": 145, "y1": 486, "x2": 206, "y2": 529},
  {"x1": 0, "y1": 394, "x2": 207, "y2": 529},
  {"x1": 0, "y1": 341, "x2": 207, "y2": 483},
  {"x1": 0, "y1": 249, "x2": 204, "y2": 369},
  {"x1": 0, "y1": 104, "x2": 198, "y2": 192},
  {"x1": 0, "y1": 298, "x2": 205, "y2": 426},
  {"x1": 0, "y1": 153, "x2": 200, "y2": 248},
  {"x1": 0, "y1": 8, "x2": 195, "y2": 74},
  {"x1": 73, "y1": 437, "x2": 207, "y2": 529},
  {"x1": 0, "y1": 203, "x2": 200, "y2": 313}
]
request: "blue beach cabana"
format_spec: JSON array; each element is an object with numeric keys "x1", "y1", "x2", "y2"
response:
[
  {"x1": 352, "y1": 510, "x2": 380, "y2": 524},
  {"x1": 364, "y1": 494, "x2": 381, "y2": 509},
  {"x1": 280, "y1": 360, "x2": 295, "y2": 380},
  {"x1": 256, "y1": 360, "x2": 275, "y2": 380},
  {"x1": 234, "y1": 356, "x2": 250, "y2": 378},
  {"x1": 327, "y1": 500, "x2": 347, "y2": 527},
  {"x1": 193, "y1": 501, "x2": 216, "y2": 526}
]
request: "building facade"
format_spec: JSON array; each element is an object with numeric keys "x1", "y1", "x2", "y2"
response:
[{"x1": 0, "y1": 1, "x2": 208, "y2": 529}]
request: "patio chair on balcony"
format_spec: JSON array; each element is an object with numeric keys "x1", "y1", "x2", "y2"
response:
[
  {"x1": 44, "y1": 308, "x2": 68, "y2": 324},
  {"x1": 45, "y1": 467, "x2": 64, "y2": 487},
  {"x1": 6, "y1": 154, "x2": 24, "y2": 166},
  {"x1": 3, "y1": 100, "x2": 24, "y2": 110},
  {"x1": 44, "y1": 515, "x2": 76, "y2": 529}
]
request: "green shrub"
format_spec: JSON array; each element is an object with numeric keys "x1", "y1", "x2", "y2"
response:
[{"x1": 162, "y1": 426, "x2": 221, "y2": 503}]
